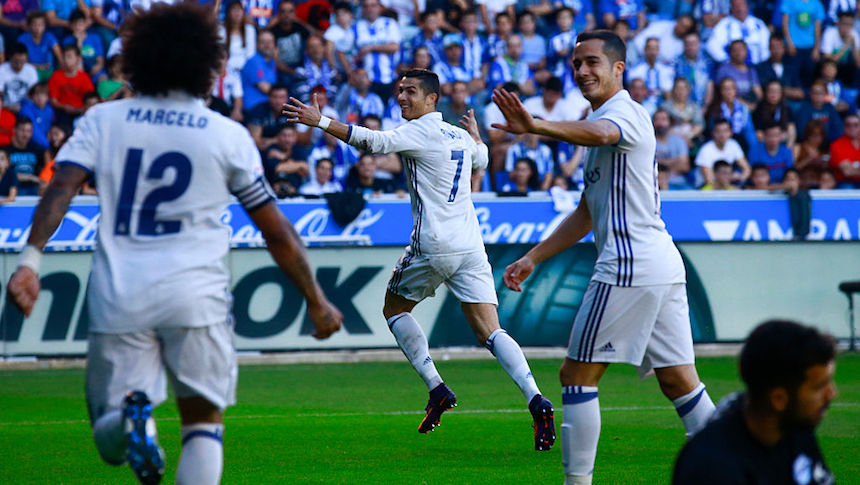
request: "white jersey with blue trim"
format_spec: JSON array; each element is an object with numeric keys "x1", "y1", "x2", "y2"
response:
[
  {"x1": 55, "y1": 93, "x2": 273, "y2": 333},
  {"x1": 347, "y1": 111, "x2": 489, "y2": 255},
  {"x1": 582, "y1": 89, "x2": 685, "y2": 287}
]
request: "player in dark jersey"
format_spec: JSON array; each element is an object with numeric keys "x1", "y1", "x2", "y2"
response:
[{"x1": 673, "y1": 320, "x2": 837, "y2": 485}]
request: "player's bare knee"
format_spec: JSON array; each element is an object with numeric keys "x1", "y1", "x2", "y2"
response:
[
  {"x1": 655, "y1": 366, "x2": 700, "y2": 400},
  {"x1": 560, "y1": 359, "x2": 606, "y2": 387},
  {"x1": 177, "y1": 396, "x2": 223, "y2": 425}
]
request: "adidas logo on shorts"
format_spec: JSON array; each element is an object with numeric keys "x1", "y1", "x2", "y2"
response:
[{"x1": 597, "y1": 342, "x2": 615, "y2": 353}]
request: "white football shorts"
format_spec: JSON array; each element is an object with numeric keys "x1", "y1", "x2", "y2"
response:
[
  {"x1": 86, "y1": 320, "x2": 238, "y2": 422},
  {"x1": 387, "y1": 250, "x2": 499, "y2": 305},
  {"x1": 566, "y1": 281, "x2": 694, "y2": 377}
]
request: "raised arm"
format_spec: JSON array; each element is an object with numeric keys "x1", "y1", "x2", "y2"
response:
[
  {"x1": 491, "y1": 88, "x2": 620, "y2": 146},
  {"x1": 503, "y1": 197, "x2": 593, "y2": 291},
  {"x1": 246, "y1": 200, "x2": 343, "y2": 339},
  {"x1": 6, "y1": 163, "x2": 88, "y2": 316},
  {"x1": 283, "y1": 94, "x2": 423, "y2": 154}
]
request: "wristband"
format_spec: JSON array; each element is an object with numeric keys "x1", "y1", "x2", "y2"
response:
[
  {"x1": 317, "y1": 116, "x2": 332, "y2": 130},
  {"x1": 17, "y1": 244, "x2": 42, "y2": 274}
]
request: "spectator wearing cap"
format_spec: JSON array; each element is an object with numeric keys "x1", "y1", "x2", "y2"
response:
[
  {"x1": 404, "y1": 10, "x2": 444, "y2": 68},
  {"x1": 0, "y1": 42, "x2": 38, "y2": 112},
  {"x1": 62, "y1": 9, "x2": 104, "y2": 80},
  {"x1": 293, "y1": 34, "x2": 338, "y2": 103},
  {"x1": 706, "y1": 0, "x2": 770, "y2": 65},
  {"x1": 781, "y1": 0, "x2": 824, "y2": 88},
  {"x1": 353, "y1": 0, "x2": 401, "y2": 103},
  {"x1": 627, "y1": 37, "x2": 675, "y2": 108},
  {"x1": 487, "y1": 34, "x2": 535, "y2": 97},
  {"x1": 715, "y1": 40, "x2": 762, "y2": 108},
  {"x1": 434, "y1": 33, "x2": 484, "y2": 97},
  {"x1": 632, "y1": 14, "x2": 695, "y2": 65}
]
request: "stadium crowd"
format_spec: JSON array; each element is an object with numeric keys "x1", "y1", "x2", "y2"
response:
[{"x1": 2, "y1": 0, "x2": 860, "y2": 203}]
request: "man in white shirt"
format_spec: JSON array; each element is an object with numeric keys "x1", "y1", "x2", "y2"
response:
[
  {"x1": 694, "y1": 118, "x2": 750, "y2": 186},
  {"x1": 627, "y1": 37, "x2": 675, "y2": 106},
  {"x1": 631, "y1": 14, "x2": 696, "y2": 64},
  {"x1": 283, "y1": 68, "x2": 557, "y2": 451},
  {"x1": 0, "y1": 43, "x2": 39, "y2": 111},
  {"x1": 6, "y1": 5, "x2": 343, "y2": 485},
  {"x1": 706, "y1": 0, "x2": 770, "y2": 64},
  {"x1": 493, "y1": 30, "x2": 715, "y2": 485},
  {"x1": 522, "y1": 76, "x2": 575, "y2": 122}
]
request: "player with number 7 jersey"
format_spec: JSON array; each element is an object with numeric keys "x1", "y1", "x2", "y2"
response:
[{"x1": 283, "y1": 68, "x2": 556, "y2": 451}]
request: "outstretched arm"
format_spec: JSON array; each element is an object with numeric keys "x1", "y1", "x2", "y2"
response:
[
  {"x1": 503, "y1": 197, "x2": 592, "y2": 291},
  {"x1": 283, "y1": 94, "x2": 424, "y2": 154},
  {"x1": 247, "y1": 200, "x2": 343, "y2": 339},
  {"x1": 6, "y1": 164, "x2": 89, "y2": 316},
  {"x1": 491, "y1": 88, "x2": 620, "y2": 146}
]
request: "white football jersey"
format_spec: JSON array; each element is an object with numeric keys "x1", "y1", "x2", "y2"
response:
[
  {"x1": 582, "y1": 89, "x2": 685, "y2": 287},
  {"x1": 348, "y1": 111, "x2": 489, "y2": 255},
  {"x1": 56, "y1": 93, "x2": 272, "y2": 333}
]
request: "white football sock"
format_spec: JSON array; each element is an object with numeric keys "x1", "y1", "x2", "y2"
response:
[
  {"x1": 562, "y1": 386, "x2": 600, "y2": 484},
  {"x1": 673, "y1": 382, "x2": 716, "y2": 438},
  {"x1": 387, "y1": 312, "x2": 443, "y2": 390},
  {"x1": 92, "y1": 409, "x2": 126, "y2": 465},
  {"x1": 485, "y1": 329, "x2": 540, "y2": 403},
  {"x1": 176, "y1": 423, "x2": 224, "y2": 485}
]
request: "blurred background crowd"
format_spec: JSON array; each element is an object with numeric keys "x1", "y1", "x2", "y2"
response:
[{"x1": 2, "y1": 0, "x2": 860, "y2": 204}]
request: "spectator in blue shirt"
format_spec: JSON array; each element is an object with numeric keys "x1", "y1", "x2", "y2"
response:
[
  {"x1": 598, "y1": 0, "x2": 644, "y2": 31},
  {"x1": 748, "y1": 123, "x2": 795, "y2": 182},
  {"x1": 18, "y1": 82, "x2": 52, "y2": 148},
  {"x1": 795, "y1": 79, "x2": 843, "y2": 145},
  {"x1": 241, "y1": 29, "x2": 278, "y2": 118},
  {"x1": 403, "y1": 10, "x2": 443, "y2": 67},
  {"x1": 42, "y1": 0, "x2": 89, "y2": 38},
  {"x1": 782, "y1": 0, "x2": 825, "y2": 87},
  {"x1": 18, "y1": 11, "x2": 61, "y2": 82},
  {"x1": 487, "y1": 34, "x2": 536, "y2": 96},
  {"x1": 62, "y1": 9, "x2": 105, "y2": 80},
  {"x1": 517, "y1": 11, "x2": 549, "y2": 84},
  {"x1": 548, "y1": 7, "x2": 577, "y2": 78}
]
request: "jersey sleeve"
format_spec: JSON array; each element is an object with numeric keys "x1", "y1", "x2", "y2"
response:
[
  {"x1": 598, "y1": 105, "x2": 650, "y2": 153},
  {"x1": 227, "y1": 126, "x2": 275, "y2": 211},
  {"x1": 473, "y1": 139, "x2": 489, "y2": 171},
  {"x1": 346, "y1": 121, "x2": 427, "y2": 155},
  {"x1": 54, "y1": 109, "x2": 99, "y2": 174}
]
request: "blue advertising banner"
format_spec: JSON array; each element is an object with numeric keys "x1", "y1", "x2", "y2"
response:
[{"x1": 1, "y1": 191, "x2": 858, "y2": 251}]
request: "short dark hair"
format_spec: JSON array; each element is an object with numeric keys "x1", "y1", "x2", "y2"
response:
[
  {"x1": 122, "y1": 3, "x2": 220, "y2": 97},
  {"x1": 61, "y1": 44, "x2": 81, "y2": 57},
  {"x1": 713, "y1": 117, "x2": 731, "y2": 129},
  {"x1": 25, "y1": 10, "x2": 46, "y2": 24},
  {"x1": 494, "y1": 11, "x2": 511, "y2": 24},
  {"x1": 712, "y1": 160, "x2": 731, "y2": 172},
  {"x1": 576, "y1": 30, "x2": 626, "y2": 65},
  {"x1": 69, "y1": 8, "x2": 86, "y2": 23},
  {"x1": 401, "y1": 69, "x2": 440, "y2": 103},
  {"x1": 545, "y1": 76, "x2": 563, "y2": 93},
  {"x1": 782, "y1": 167, "x2": 800, "y2": 181},
  {"x1": 333, "y1": 1, "x2": 353, "y2": 13},
  {"x1": 740, "y1": 320, "x2": 835, "y2": 407},
  {"x1": 14, "y1": 116, "x2": 32, "y2": 128},
  {"x1": 750, "y1": 162, "x2": 769, "y2": 173},
  {"x1": 8, "y1": 42, "x2": 28, "y2": 57},
  {"x1": 556, "y1": 6, "x2": 574, "y2": 17},
  {"x1": 316, "y1": 157, "x2": 334, "y2": 168}
]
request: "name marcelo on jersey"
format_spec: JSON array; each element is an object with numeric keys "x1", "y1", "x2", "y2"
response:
[{"x1": 126, "y1": 108, "x2": 209, "y2": 129}]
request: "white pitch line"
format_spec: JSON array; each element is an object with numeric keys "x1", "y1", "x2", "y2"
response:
[{"x1": 2, "y1": 402, "x2": 857, "y2": 427}]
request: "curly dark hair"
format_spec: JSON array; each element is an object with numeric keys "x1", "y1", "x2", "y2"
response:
[{"x1": 122, "y1": 3, "x2": 220, "y2": 97}]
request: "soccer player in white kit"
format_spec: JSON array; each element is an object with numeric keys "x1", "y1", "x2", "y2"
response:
[
  {"x1": 493, "y1": 31, "x2": 717, "y2": 484},
  {"x1": 283, "y1": 69, "x2": 556, "y2": 451},
  {"x1": 5, "y1": 5, "x2": 343, "y2": 485}
]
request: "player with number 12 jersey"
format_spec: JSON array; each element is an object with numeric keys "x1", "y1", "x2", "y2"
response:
[{"x1": 58, "y1": 94, "x2": 267, "y2": 332}]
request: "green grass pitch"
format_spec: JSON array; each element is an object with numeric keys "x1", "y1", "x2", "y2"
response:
[{"x1": 1, "y1": 354, "x2": 858, "y2": 484}]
